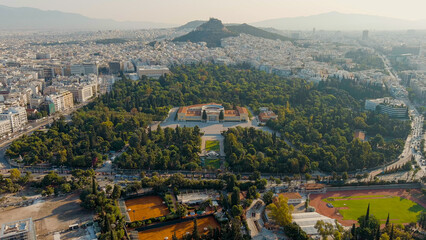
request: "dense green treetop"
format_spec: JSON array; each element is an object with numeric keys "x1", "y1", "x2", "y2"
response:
[{"x1": 6, "y1": 64, "x2": 409, "y2": 172}]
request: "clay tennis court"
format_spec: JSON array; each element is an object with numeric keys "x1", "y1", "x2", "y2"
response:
[
  {"x1": 310, "y1": 188, "x2": 425, "y2": 226},
  {"x1": 125, "y1": 195, "x2": 170, "y2": 221},
  {"x1": 138, "y1": 216, "x2": 220, "y2": 240}
]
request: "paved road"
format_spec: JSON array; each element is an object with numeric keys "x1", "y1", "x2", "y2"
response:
[
  {"x1": 246, "y1": 199, "x2": 265, "y2": 238},
  {"x1": 369, "y1": 54, "x2": 424, "y2": 178},
  {"x1": 0, "y1": 145, "x2": 10, "y2": 169}
]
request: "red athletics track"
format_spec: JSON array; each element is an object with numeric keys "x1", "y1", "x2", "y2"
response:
[{"x1": 309, "y1": 188, "x2": 425, "y2": 226}]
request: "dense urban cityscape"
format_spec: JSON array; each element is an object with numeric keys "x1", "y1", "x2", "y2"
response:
[{"x1": 0, "y1": 1, "x2": 425, "y2": 240}]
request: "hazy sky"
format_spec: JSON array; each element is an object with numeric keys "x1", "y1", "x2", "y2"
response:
[{"x1": 0, "y1": 0, "x2": 425, "y2": 24}]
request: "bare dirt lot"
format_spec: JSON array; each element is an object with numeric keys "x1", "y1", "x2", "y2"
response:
[
  {"x1": 0, "y1": 193, "x2": 94, "y2": 240},
  {"x1": 310, "y1": 188, "x2": 425, "y2": 226}
]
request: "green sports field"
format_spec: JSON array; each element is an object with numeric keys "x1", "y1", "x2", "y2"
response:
[{"x1": 323, "y1": 195, "x2": 425, "y2": 224}]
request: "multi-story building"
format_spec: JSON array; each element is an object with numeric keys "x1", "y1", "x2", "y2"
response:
[
  {"x1": 258, "y1": 108, "x2": 278, "y2": 122},
  {"x1": 29, "y1": 96, "x2": 44, "y2": 109},
  {"x1": 365, "y1": 98, "x2": 408, "y2": 118},
  {"x1": 0, "y1": 218, "x2": 36, "y2": 240},
  {"x1": 70, "y1": 63, "x2": 98, "y2": 76},
  {"x1": 362, "y1": 30, "x2": 369, "y2": 40},
  {"x1": 61, "y1": 91, "x2": 74, "y2": 110},
  {"x1": 137, "y1": 65, "x2": 170, "y2": 79},
  {"x1": 36, "y1": 53, "x2": 51, "y2": 59},
  {"x1": 177, "y1": 103, "x2": 249, "y2": 122},
  {"x1": 108, "y1": 61, "x2": 122, "y2": 74},
  {"x1": 0, "y1": 107, "x2": 28, "y2": 132},
  {"x1": 67, "y1": 84, "x2": 96, "y2": 103},
  {"x1": 123, "y1": 61, "x2": 135, "y2": 72},
  {"x1": 83, "y1": 63, "x2": 98, "y2": 75},
  {"x1": 0, "y1": 119, "x2": 12, "y2": 137},
  {"x1": 45, "y1": 91, "x2": 74, "y2": 113},
  {"x1": 70, "y1": 64, "x2": 85, "y2": 76}
]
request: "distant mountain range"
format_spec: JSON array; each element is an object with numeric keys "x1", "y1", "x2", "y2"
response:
[
  {"x1": 253, "y1": 12, "x2": 426, "y2": 31},
  {"x1": 173, "y1": 18, "x2": 291, "y2": 47},
  {"x1": 0, "y1": 5, "x2": 174, "y2": 30},
  {"x1": 1, "y1": 4, "x2": 424, "y2": 32},
  {"x1": 226, "y1": 24, "x2": 291, "y2": 42},
  {"x1": 176, "y1": 20, "x2": 207, "y2": 30}
]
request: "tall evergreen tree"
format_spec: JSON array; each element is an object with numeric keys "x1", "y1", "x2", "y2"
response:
[
  {"x1": 219, "y1": 110, "x2": 224, "y2": 121},
  {"x1": 111, "y1": 184, "x2": 121, "y2": 199},
  {"x1": 351, "y1": 223, "x2": 356, "y2": 240},
  {"x1": 192, "y1": 218, "x2": 200, "y2": 240},
  {"x1": 202, "y1": 110, "x2": 207, "y2": 121},
  {"x1": 92, "y1": 176, "x2": 97, "y2": 194},
  {"x1": 375, "y1": 226, "x2": 380, "y2": 240},
  {"x1": 385, "y1": 213, "x2": 390, "y2": 226},
  {"x1": 365, "y1": 203, "x2": 370, "y2": 222},
  {"x1": 390, "y1": 224, "x2": 394, "y2": 240}
]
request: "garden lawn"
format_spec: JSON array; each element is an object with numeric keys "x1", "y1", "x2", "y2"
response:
[
  {"x1": 323, "y1": 195, "x2": 424, "y2": 224},
  {"x1": 204, "y1": 158, "x2": 221, "y2": 169},
  {"x1": 205, "y1": 140, "x2": 220, "y2": 152}
]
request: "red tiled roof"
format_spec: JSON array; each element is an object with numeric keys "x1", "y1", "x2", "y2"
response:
[
  {"x1": 224, "y1": 110, "x2": 239, "y2": 116},
  {"x1": 177, "y1": 106, "x2": 187, "y2": 113},
  {"x1": 236, "y1": 106, "x2": 248, "y2": 114}
]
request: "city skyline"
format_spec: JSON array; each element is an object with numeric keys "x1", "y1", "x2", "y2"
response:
[{"x1": 0, "y1": 0, "x2": 424, "y2": 24}]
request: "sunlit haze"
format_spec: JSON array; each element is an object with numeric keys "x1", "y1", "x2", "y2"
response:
[{"x1": 0, "y1": 0, "x2": 425, "y2": 23}]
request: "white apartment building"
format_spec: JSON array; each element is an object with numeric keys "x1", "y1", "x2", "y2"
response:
[
  {"x1": 30, "y1": 96, "x2": 44, "y2": 109},
  {"x1": 137, "y1": 65, "x2": 170, "y2": 79},
  {"x1": 0, "y1": 107, "x2": 28, "y2": 132},
  {"x1": 67, "y1": 84, "x2": 96, "y2": 103},
  {"x1": 0, "y1": 119, "x2": 12, "y2": 137},
  {"x1": 45, "y1": 91, "x2": 74, "y2": 113}
]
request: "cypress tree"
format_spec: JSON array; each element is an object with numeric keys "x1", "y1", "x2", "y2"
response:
[
  {"x1": 192, "y1": 218, "x2": 200, "y2": 240},
  {"x1": 390, "y1": 224, "x2": 394, "y2": 240},
  {"x1": 202, "y1": 110, "x2": 207, "y2": 121},
  {"x1": 92, "y1": 176, "x2": 97, "y2": 194},
  {"x1": 219, "y1": 110, "x2": 224, "y2": 121},
  {"x1": 351, "y1": 223, "x2": 356, "y2": 240},
  {"x1": 365, "y1": 203, "x2": 370, "y2": 222},
  {"x1": 375, "y1": 226, "x2": 380, "y2": 240},
  {"x1": 385, "y1": 213, "x2": 390, "y2": 226}
]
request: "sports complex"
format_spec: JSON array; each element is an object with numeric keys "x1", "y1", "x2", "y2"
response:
[{"x1": 310, "y1": 188, "x2": 425, "y2": 226}]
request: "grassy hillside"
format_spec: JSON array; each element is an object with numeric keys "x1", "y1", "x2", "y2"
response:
[
  {"x1": 173, "y1": 30, "x2": 236, "y2": 48},
  {"x1": 173, "y1": 18, "x2": 290, "y2": 48},
  {"x1": 227, "y1": 23, "x2": 291, "y2": 41}
]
